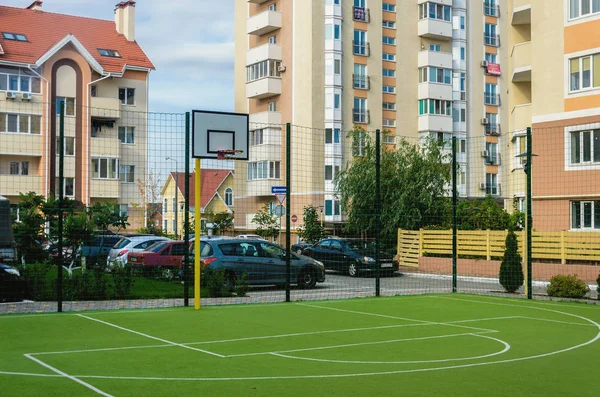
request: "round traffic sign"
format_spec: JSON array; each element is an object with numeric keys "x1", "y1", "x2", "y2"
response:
[
  {"x1": 274, "y1": 205, "x2": 285, "y2": 217},
  {"x1": 291, "y1": 215, "x2": 298, "y2": 223}
]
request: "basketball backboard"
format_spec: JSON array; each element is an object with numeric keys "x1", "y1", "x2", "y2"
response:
[{"x1": 192, "y1": 110, "x2": 249, "y2": 160}]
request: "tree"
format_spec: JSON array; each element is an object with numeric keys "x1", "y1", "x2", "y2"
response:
[
  {"x1": 135, "y1": 170, "x2": 163, "y2": 230},
  {"x1": 298, "y1": 205, "x2": 324, "y2": 244},
  {"x1": 335, "y1": 127, "x2": 451, "y2": 248},
  {"x1": 453, "y1": 196, "x2": 514, "y2": 231},
  {"x1": 212, "y1": 211, "x2": 234, "y2": 235},
  {"x1": 499, "y1": 227, "x2": 524, "y2": 293},
  {"x1": 13, "y1": 192, "x2": 47, "y2": 263},
  {"x1": 252, "y1": 204, "x2": 279, "y2": 241}
]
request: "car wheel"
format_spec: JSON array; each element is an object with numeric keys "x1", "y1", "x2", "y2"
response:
[
  {"x1": 223, "y1": 271, "x2": 236, "y2": 291},
  {"x1": 298, "y1": 270, "x2": 317, "y2": 289},
  {"x1": 296, "y1": 248, "x2": 303, "y2": 255},
  {"x1": 348, "y1": 261, "x2": 360, "y2": 277}
]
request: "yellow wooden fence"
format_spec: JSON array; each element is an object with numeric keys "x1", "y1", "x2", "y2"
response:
[{"x1": 397, "y1": 229, "x2": 600, "y2": 266}]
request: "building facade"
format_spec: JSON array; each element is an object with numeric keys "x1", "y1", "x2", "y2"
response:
[
  {"x1": 0, "y1": 1, "x2": 154, "y2": 229},
  {"x1": 234, "y1": 0, "x2": 513, "y2": 231}
]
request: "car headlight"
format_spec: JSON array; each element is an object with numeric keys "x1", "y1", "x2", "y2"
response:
[
  {"x1": 4, "y1": 268, "x2": 20, "y2": 277},
  {"x1": 363, "y1": 256, "x2": 375, "y2": 263}
]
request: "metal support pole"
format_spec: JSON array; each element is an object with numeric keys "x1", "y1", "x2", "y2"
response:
[
  {"x1": 285, "y1": 123, "x2": 291, "y2": 302},
  {"x1": 184, "y1": 112, "x2": 190, "y2": 307},
  {"x1": 452, "y1": 137, "x2": 457, "y2": 293},
  {"x1": 375, "y1": 130, "x2": 381, "y2": 297},
  {"x1": 194, "y1": 158, "x2": 202, "y2": 310},
  {"x1": 57, "y1": 105, "x2": 64, "y2": 312},
  {"x1": 526, "y1": 127, "x2": 533, "y2": 299}
]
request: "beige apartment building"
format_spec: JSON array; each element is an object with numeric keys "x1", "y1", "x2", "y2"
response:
[
  {"x1": 0, "y1": 1, "x2": 154, "y2": 229},
  {"x1": 234, "y1": 0, "x2": 514, "y2": 231}
]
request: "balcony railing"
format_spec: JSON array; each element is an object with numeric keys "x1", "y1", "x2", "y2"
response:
[
  {"x1": 484, "y1": 34, "x2": 501, "y2": 47},
  {"x1": 486, "y1": 183, "x2": 502, "y2": 196},
  {"x1": 352, "y1": 74, "x2": 370, "y2": 90},
  {"x1": 352, "y1": 6, "x2": 370, "y2": 22},
  {"x1": 352, "y1": 109, "x2": 370, "y2": 124},
  {"x1": 484, "y1": 3, "x2": 500, "y2": 17},
  {"x1": 352, "y1": 41, "x2": 370, "y2": 56},
  {"x1": 485, "y1": 153, "x2": 502, "y2": 165},
  {"x1": 484, "y1": 93, "x2": 501, "y2": 106},
  {"x1": 485, "y1": 124, "x2": 501, "y2": 136}
]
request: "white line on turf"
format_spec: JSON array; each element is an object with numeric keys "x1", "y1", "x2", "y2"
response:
[
  {"x1": 76, "y1": 314, "x2": 225, "y2": 358},
  {"x1": 24, "y1": 354, "x2": 114, "y2": 397}
]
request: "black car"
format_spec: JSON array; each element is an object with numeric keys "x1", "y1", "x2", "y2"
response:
[
  {"x1": 0, "y1": 263, "x2": 25, "y2": 302},
  {"x1": 192, "y1": 238, "x2": 325, "y2": 289},
  {"x1": 302, "y1": 238, "x2": 398, "y2": 277},
  {"x1": 291, "y1": 241, "x2": 313, "y2": 255}
]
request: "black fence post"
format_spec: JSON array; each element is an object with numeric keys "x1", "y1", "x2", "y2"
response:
[
  {"x1": 57, "y1": 105, "x2": 64, "y2": 312},
  {"x1": 285, "y1": 123, "x2": 291, "y2": 302},
  {"x1": 184, "y1": 112, "x2": 190, "y2": 306},
  {"x1": 375, "y1": 129, "x2": 381, "y2": 297},
  {"x1": 526, "y1": 127, "x2": 533, "y2": 299}
]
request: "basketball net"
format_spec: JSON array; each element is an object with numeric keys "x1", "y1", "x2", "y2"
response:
[{"x1": 217, "y1": 149, "x2": 244, "y2": 160}]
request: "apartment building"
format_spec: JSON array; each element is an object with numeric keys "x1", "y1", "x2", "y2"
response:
[
  {"x1": 507, "y1": 0, "x2": 600, "y2": 232},
  {"x1": 234, "y1": 0, "x2": 510, "y2": 230},
  {"x1": 0, "y1": 1, "x2": 154, "y2": 229}
]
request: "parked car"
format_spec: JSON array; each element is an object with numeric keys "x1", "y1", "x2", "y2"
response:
[
  {"x1": 0, "y1": 196, "x2": 15, "y2": 264},
  {"x1": 291, "y1": 241, "x2": 313, "y2": 255},
  {"x1": 192, "y1": 238, "x2": 325, "y2": 289},
  {"x1": 0, "y1": 263, "x2": 25, "y2": 302},
  {"x1": 301, "y1": 237, "x2": 398, "y2": 277},
  {"x1": 127, "y1": 240, "x2": 190, "y2": 269},
  {"x1": 78, "y1": 234, "x2": 123, "y2": 264},
  {"x1": 108, "y1": 236, "x2": 171, "y2": 268},
  {"x1": 237, "y1": 234, "x2": 266, "y2": 240}
]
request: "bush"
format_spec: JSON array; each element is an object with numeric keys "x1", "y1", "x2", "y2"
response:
[
  {"x1": 547, "y1": 275, "x2": 590, "y2": 299},
  {"x1": 201, "y1": 268, "x2": 232, "y2": 298},
  {"x1": 62, "y1": 266, "x2": 108, "y2": 301},
  {"x1": 112, "y1": 265, "x2": 135, "y2": 299},
  {"x1": 499, "y1": 228, "x2": 524, "y2": 293},
  {"x1": 596, "y1": 273, "x2": 600, "y2": 297},
  {"x1": 21, "y1": 262, "x2": 53, "y2": 301},
  {"x1": 235, "y1": 273, "x2": 250, "y2": 297}
]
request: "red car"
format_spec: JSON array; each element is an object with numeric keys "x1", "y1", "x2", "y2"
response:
[{"x1": 127, "y1": 241, "x2": 189, "y2": 268}]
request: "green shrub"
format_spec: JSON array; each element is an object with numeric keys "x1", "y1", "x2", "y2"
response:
[
  {"x1": 499, "y1": 228, "x2": 524, "y2": 293},
  {"x1": 596, "y1": 274, "x2": 600, "y2": 298},
  {"x1": 21, "y1": 262, "x2": 53, "y2": 301},
  {"x1": 201, "y1": 268, "x2": 231, "y2": 298},
  {"x1": 112, "y1": 265, "x2": 135, "y2": 299},
  {"x1": 235, "y1": 273, "x2": 250, "y2": 297},
  {"x1": 547, "y1": 275, "x2": 590, "y2": 299}
]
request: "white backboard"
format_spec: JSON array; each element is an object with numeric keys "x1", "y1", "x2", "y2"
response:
[{"x1": 192, "y1": 110, "x2": 249, "y2": 160}]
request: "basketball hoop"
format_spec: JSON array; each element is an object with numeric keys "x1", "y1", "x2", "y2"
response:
[{"x1": 217, "y1": 149, "x2": 244, "y2": 160}]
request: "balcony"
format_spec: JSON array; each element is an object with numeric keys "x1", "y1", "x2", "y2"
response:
[
  {"x1": 246, "y1": 77, "x2": 282, "y2": 99},
  {"x1": 485, "y1": 183, "x2": 502, "y2": 196},
  {"x1": 484, "y1": 93, "x2": 501, "y2": 106},
  {"x1": 484, "y1": 152, "x2": 502, "y2": 166},
  {"x1": 511, "y1": 103, "x2": 532, "y2": 131},
  {"x1": 418, "y1": 50, "x2": 453, "y2": 69},
  {"x1": 485, "y1": 124, "x2": 501, "y2": 136},
  {"x1": 512, "y1": 2, "x2": 531, "y2": 25},
  {"x1": 353, "y1": 74, "x2": 370, "y2": 90},
  {"x1": 0, "y1": 133, "x2": 42, "y2": 156},
  {"x1": 352, "y1": 6, "x2": 370, "y2": 22},
  {"x1": 418, "y1": 19, "x2": 452, "y2": 41},
  {"x1": 91, "y1": 138, "x2": 121, "y2": 158},
  {"x1": 91, "y1": 97, "x2": 121, "y2": 119},
  {"x1": 247, "y1": 10, "x2": 281, "y2": 36},
  {"x1": 352, "y1": 109, "x2": 370, "y2": 125},
  {"x1": 0, "y1": 175, "x2": 42, "y2": 196},
  {"x1": 511, "y1": 41, "x2": 532, "y2": 82},
  {"x1": 249, "y1": 111, "x2": 282, "y2": 127},
  {"x1": 418, "y1": 115, "x2": 453, "y2": 132},
  {"x1": 90, "y1": 179, "x2": 120, "y2": 199},
  {"x1": 418, "y1": 83, "x2": 453, "y2": 101},
  {"x1": 352, "y1": 41, "x2": 370, "y2": 56},
  {"x1": 247, "y1": 43, "x2": 282, "y2": 65},
  {"x1": 484, "y1": 34, "x2": 501, "y2": 47}
]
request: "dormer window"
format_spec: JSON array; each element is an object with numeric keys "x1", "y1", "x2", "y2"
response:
[
  {"x1": 98, "y1": 48, "x2": 121, "y2": 58},
  {"x1": 2, "y1": 32, "x2": 28, "y2": 41}
]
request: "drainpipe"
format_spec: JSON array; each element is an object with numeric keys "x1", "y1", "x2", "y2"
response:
[{"x1": 27, "y1": 65, "x2": 49, "y2": 197}]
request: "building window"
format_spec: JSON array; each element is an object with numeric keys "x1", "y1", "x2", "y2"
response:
[
  {"x1": 484, "y1": 23, "x2": 498, "y2": 46},
  {"x1": 460, "y1": 15, "x2": 466, "y2": 30},
  {"x1": 0, "y1": 72, "x2": 41, "y2": 94},
  {"x1": 429, "y1": 44, "x2": 441, "y2": 52},
  {"x1": 460, "y1": 46, "x2": 466, "y2": 61},
  {"x1": 91, "y1": 85, "x2": 98, "y2": 97},
  {"x1": 569, "y1": 0, "x2": 600, "y2": 19},
  {"x1": 325, "y1": 128, "x2": 341, "y2": 144},
  {"x1": 352, "y1": 131, "x2": 367, "y2": 157},
  {"x1": 485, "y1": 173, "x2": 499, "y2": 195},
  {"x1": 382, "y1": 36, "x2": 396, "y2": 45},
  {"x1": 268, "y1": 35, "x2": 276, "y2": 44},
  {"x1": 119, "y1": 204, "x2": 128, "y2": 217},
  {"x1": 353, "y1": 97, "x2": 368, "y2": 124},
  {"x1": 268, "y1": 2, "x2": 276, "y2": 11},
  {"x1": 383, "y1": 135, "x2": 396, "y2": 145},
  {"x1": 118, "y1": 88, "x2": 135, "y2": 105},
  {"x1": 353, "y1": 30, "x2": 368, "y2": 55},
  {"x1": 325, "y1": 22, "x2": 341, "y2": 40},
  {"x1": 268, "y1": 101, "x2": 277, "y2": 112},
  {"x1": 485, "y1": 142, "x2": 499, "y2": 164},
  {"x1": 2, "y1": 32, "x2": 27, "y2": 41},
  {"x1": 0, "y1": 113, "x2": 41, "y2": 134},
  {"x1": 92, "y1": 158, "x2": 119, "y2": 179},
  {"x1": 383, "y1": 85, "x2": 396, "y2": 93},
  {"x1": 419, "y1": 67, "x2": 452, "y2": 84},
  {"x1": 247, "y1": 161, "x2": 281, "y2": 180},
  {"x1": 383, "y1": 118, "x2": 396, "y2": 127},
  {"x1": 514, "y1": 135, "x2": 528, "y2": 166},
  {"x1": 120, "y1": 165, "x2": 135, "y2": 183},
  {"x1": 246, "y1": 60, "x2": 282, "y2": 82},
  {"x1": 484, "y1": 0, "x2": 498, "y2": 16},
  {"x1": 163, "y1": 219, "x2": 168, "y2": 232},
  {"x1": 251, "y1": 129, "x2": 264, "y2": 146},
  {"x1": 172, "y1": 198, "x2": 177, "y2": 213},
  {"x1": 98, "y1": 48, "x2": 121, "y2": 57},
  {"x1": 118, "y1": 126, "x2": 135, "y2": 144},
  {"x1": 485, "y1": 53, "x2": 497, "y2": 64},
  {"x1": 225, "y1": 188, "x2": 234, "y2": 206},
  {"x1": 9, "y1": 161, "x2": 29, "y2": 176},
  {"x1": 164, "y1": 198, "x2": 168, "y2": 213},
  {"x1": 570, "y1": 129, "x2": 600, "y2": 164},
  {"x1": 485, "y1": 83, "x2": 499, "y2": 105},
  {"x1": 383, "y1": 102, "x2": 396, "y2": 111},
  {"x1": 383, "y1": 3, "x2": 396, "y2": 12},
  {"x1": 419, "y1": 99, "x2": 452, "y2": 116},
  {"x1": 56, "y1": 137, "x2": 75, "y2": 156},
  {"x1": 382, "y1": 20, "x2": 396, "y2": 29},
  {"x1": 571, "y1": 201, "x2": 600, "y2": 229},
  {"x1": 382, "y1": 68, "x2": 396, "y2": 77},
  {"x1": 570, "y1": 54, "x2": 600, "y2": 92},
  {"x1": 325, "y1": 200, "x2": 341, "y2": 216},
  {"x1": 353, "y1": 64, "x2": 368, "y2": 89},
  {"x1": 56, "y1": 178, "x2": 75, "y2": 197},
  {"x1": 418, "y1": 2, "x2": 452, "y2": 21},
  {"x1": 382, "y1": 53, "x2": 396, "y2": 61},
  {"x1": 56, "y1": 97, "x2": 75, "y2": 116}
]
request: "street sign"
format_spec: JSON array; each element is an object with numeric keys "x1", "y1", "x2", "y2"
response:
[
  {"x1": 275, "y1": 194, "x2": 286, "y2": 205},
  {"x1": 271, "y1": 186, "x2": 286, "y2": 194},
  {"x1": 274, "y1": 205, "x2": 285, "y2": 217},
  {"x1": 291, "y1": 215, "x2": 298, "y2": 223}
]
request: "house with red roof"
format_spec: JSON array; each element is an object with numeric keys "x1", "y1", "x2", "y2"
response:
[
  {"x1": 161, "y1": 170, "x2": 235, "y2": 237},
  {"x1": 0, "y1": 1, "x2": 154, "y2": 229}
]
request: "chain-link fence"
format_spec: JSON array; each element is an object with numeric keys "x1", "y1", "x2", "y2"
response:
[{"x1": 1, "y1": 98, "x2": 598, "y2": 313}]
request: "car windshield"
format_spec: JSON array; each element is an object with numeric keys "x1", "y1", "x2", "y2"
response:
[
  {"x1": 114, "y1": 238, "x2": 131, "y2": 249},
  {"x1": 345, "y1": 240, "x2": 369, "y2": 251},
  {"x1": 147, "y1": 241, "x2": 168, "y2": 253}
]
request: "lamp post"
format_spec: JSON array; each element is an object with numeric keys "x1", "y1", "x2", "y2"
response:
[{"x1": 166, "y1": 157, "x2": 179, "y2": 239}]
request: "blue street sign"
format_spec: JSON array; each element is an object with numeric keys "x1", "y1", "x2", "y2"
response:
[{"x1": 271, "y1": 186, "x2": 286, "y2": 194}]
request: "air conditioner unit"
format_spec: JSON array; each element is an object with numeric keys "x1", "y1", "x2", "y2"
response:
[
  {"x1": 481, "y1": 118, "x2": 489, "y2": 125},
  {"x1": 21, "y1": 92, "x2": 32, "y2": 101},
  {"x1": 479, "y1": 183, "x2": 486, "y2": 190},
  {"x1": 481, "y1": 150, "x2": 489, "y2": 157},
  {"x1": 277, "y1": 65, "x2": 286, "y2": 72},
  {"x1": 6, "y1": 91, "x2": 17, "y2": 100},
  {"x1": 481, "y1": 60, "x2": 488, "y2": 67}
]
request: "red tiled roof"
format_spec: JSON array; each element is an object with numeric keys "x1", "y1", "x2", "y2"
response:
[
  {"x1": 0, "y1": 4, "x2": 154, "y2": 73},
  {"x1": 171, "y1": 170, "x2": 234, "y2": 208}
]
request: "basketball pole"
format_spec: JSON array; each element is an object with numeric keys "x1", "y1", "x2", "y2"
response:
[{"x1": 194, "y1": 158, "x2": 201, "y2": 310}]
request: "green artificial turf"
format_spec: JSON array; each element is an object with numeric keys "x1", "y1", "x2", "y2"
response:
[{"x1": 1, "y1": 295, "x2": 599, "y2": 397}]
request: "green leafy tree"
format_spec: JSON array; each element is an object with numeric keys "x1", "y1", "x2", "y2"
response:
[
  {"x1": 212, "y1": 211, "x2": 234, "y2": 235},
  {"x1": 298, "y1": 205, "x2": 324, "y2": 244},
  {"x1": 451, "y1": 196, "x2": 516, "y2": 231},
  {"x1": 252, "y1": 204, "x2": 279, "y2": 241},
  {"x1": 499, "y1": 227, "x2": 524, "y2": 293},
  {"x1": 13, "y1": 192, "x2": 47, "y2": 263},
  {"x1": 336, "y1": 127, "x2": 451, "y2": 248}
]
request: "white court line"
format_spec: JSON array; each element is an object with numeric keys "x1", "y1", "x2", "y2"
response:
[
  {"x1": 76, "y1": 314, "x2": 225, "y2": 358},
  {"x1": 427, "y1": 294, "x2": 600, "y2": 310},
  {"x1": 228, "y1": 331, "x2": 496, "y2": 358},
  {"x1": 31, "y1": 344, "x2": 173, "y2": 356},
  {"x1": 298, "y1": 303, "x2": 497, "y2": 333},
  {"x1": 24, "y1": 354, "x2": 114, "y2": 397},
  {"x1": 517, "y1": 316, "x2": 596, "y2": 327}
]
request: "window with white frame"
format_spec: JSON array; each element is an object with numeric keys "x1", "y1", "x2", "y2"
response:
[
  {"x1": 353, "y1": 97, "x2": 368, "y2": 123},
  {"x1": 163, "y1": 219, "x2": 168, "y2": 232},
  {"x1": 118, "y1": 88, "x2": 135, "y2": 105},
  {"x1": 382, "y1": 53, "x2": 396, "y2": 61},
  {"x1": 119, "y1": 204, "x2": 128, "y2": 217},
  {"x1": 429, "y1": 44, "x2": 441, "y2": 52},
  {"x1": 118, "y1": 127, "x2": 135, "y2": 144},
  {"x1": 325, "y1": 21, "x2": 341, "y2": 40},
  {"x1": 569, "y1": 0, "x2": 600, "y2": 19},
  {"x1": 172, "y1": 198, "x2": 176, "y2": 213},
  {"x1": 485, "y1": 83, "x2": 499, "y2": 105},
  {"x1": 485, "y1": 53, "x2": 498, "y2": 64},
  {"x1": 484, "y1": 23, "x2": 498, "y2": 46},
  {"x1": 353, "y1": 30, "x2": 368, "y2": 55},
  {"x1": 0, "y1": 71, "x2": 41, "y2": 93},
  {"x1": 382, "y1": 3, "x2": 396, "y2": 12},
  {"x1": 353, "y1": 64, "x2": 368, "y2": 89},
  {"x1": 268, "y1": 35, "x2": 276, "y2": 44},
  {"x1": 571, "y1": 200, "x2": 600, "y2": 229},
  {"x1": 382, "y1": 68, "x2": 395, "y2": 77},
  {"x1": 382, "y1": 36, "x2": 396, "y2": 45},
  {"x1": 570, "y1": 54, "x2": 600, "y2": 92},
  {"x1": 0, "y1": 113, "x2": 41, "y2": 134},
  {"x1": 383, "y1": 134, "x2": 396, "y2": 145},
  {"x1": 56, "y1": 137, "x2": 75, "y2": 156},
  {"x1": 383, "y1": 102, "x2": 396, "y2": 110},
  {"x1": 459, "y1": 138, "x2": 466, "y2": 153},
  {"x1": 418, "y1": 2, "x2": 452, "y2": 21},
  {"x1": 418, "y1": 99, "x2": 452, "y2": 116},
  {"x1": 56, "y1": 97, "x2": 75, "y2": 116},
  {"x1": 484, "y1": 0, "x2": 498, "y2": 16},
  {"x1": 325, "y1": 128, "x2": 341, "y2": 144},
  {"x1": 164, "y1": 198, "x2": 168, "y2": 213},
  {"x1": 383, "y1": 118, "x2": 396, "y2": 127},
  {"x1": 246, "y1": 60, "x2": 282, "y2": 82},
  {"x1": 9, "y1": 161, "x2": 29, "y2": 176},
  {"x1": 225, "y1": 188, "x2": 233, "y2": 206},
  {"x1": 485, "y1": 142, "x2": 498, "y2": 164},
  {"x1": 251, "y1": 129, "x2": 264, "y2": 146},
  {"x1": 382, "y1": 20, "x2": 396, "y2": 28},
  {"x1": 352, "y1": 131, "x2": 367, "y2": 157},
  {"x1": 324, "y1": 165, "x2": 340, "y2": 181},
  {"x1": 514, "y1": 135, "x2": 528, "y2": 166},
  {"x1": 419, "y1": 67, "x2": 452, "y2": 84},
  {"x1": 268, "y1": 2, "x2": 276, "y2": 11},
  {"x1": 325, "y1": 199, "x2": 341, "y2": 216},
  {"x1": 570, "y1": 129, "x2": 600, "y2": 165},
  {"x1": 247, "y1": 161, "x2": 281, "y2": 180},
  {"x1": 383, "y1": 85, "x2": 395, "y2": 93},
  {"x1": 485, "y1": 173, "x2": 499, "y2": 195},
  {"x1": 92, "y1": 158, "x2": 119, "y2": 179},
  {"x1": 120, "y1": 165, "x2": 135, "y2": 183},
  {"x1": 268, "y1": 101, "x2": 277, "y2": 112},
  {"x1": 56, "y1": 177, "x2": 75, "y2": 197}
]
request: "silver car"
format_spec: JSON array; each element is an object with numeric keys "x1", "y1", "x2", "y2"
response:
[{"x1": 107, "y1": 236, "x2": 171, "y2": 268}]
